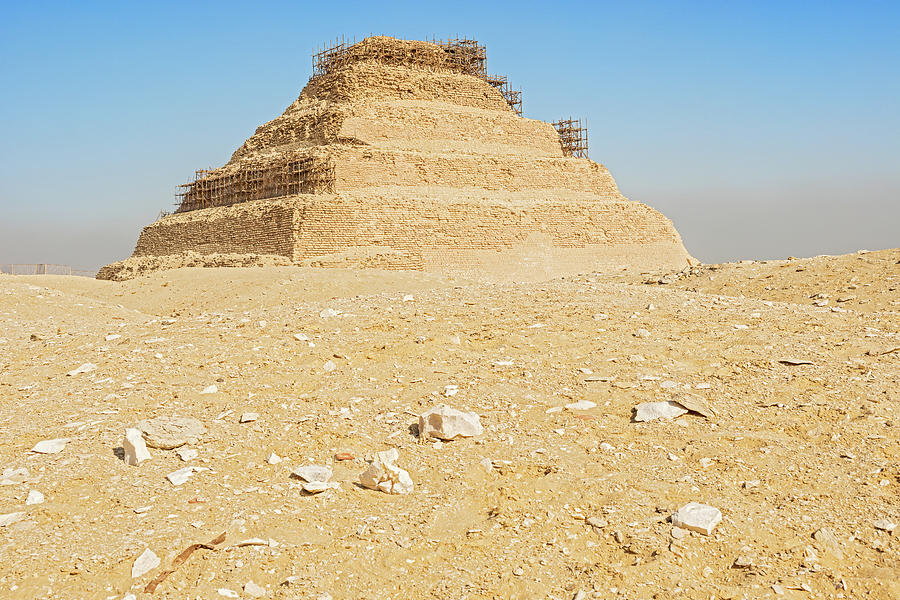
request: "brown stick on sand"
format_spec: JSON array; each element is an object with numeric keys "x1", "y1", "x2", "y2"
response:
[{"x1": 144, "y1": 531, "x2": 227, "y2": 594}]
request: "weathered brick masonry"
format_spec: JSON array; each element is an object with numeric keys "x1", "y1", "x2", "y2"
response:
[{"x1": 100, "y1": 36, "x2": 692, "y2": 281}]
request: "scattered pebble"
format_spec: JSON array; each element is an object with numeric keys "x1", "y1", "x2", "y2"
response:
[
  {"x1": 137, "y1": 416, "x2": 206, "y2": 450},
  {"x1": 218, "y1": 589, "x2": 239, "y2": 598},
  {"x1": 671, "y1": 502, "x2": 722, "y2": 536},
  {"x1": 131, "y1": 548, "x2": 160, "y2": 578},
  {"x1": 633, "y1": 401, "x2": 688, "y2": 422},
  {"x1": 874, "y1": 518, "x2": 896, "y2": 532},
  {"x1": 323, "y1": 360, "x2": 336, "y2": 372},
  {"x1": 244, "y1": 581, "x2": 268, "y2": 597},
  {"x1": 319, "y1": 308, "x2": 339, "y2": 318},
  {"x1": 200, "y1": 385, "x2": 218, "y2": 394},
  {"x1": 359, "y1": 448, "x2": 413, "y2": 494},
  {"x1": 240, "y1": 412, "x2": 259, "y2": 423},
  {"x1": 419, "y1": 405, "x2": 483, "y2": 440},
  {"x1": 25, "y1": 490, "x2": 44, "y2": 505},
  {"x1": 267, "y1": 452, "x2": 282, "y2": 465},
  {"x1": 123, "y1": 428, "x2": 151, "y2": 466},
  {"x1": 66, "y1": 363, "x2": 97, "y2": 376},
  {"x1": 176, "y1": 448, "x2": 198, "y2": 462},
  {"x1": 292, "y1": 465, "x2": 339, "y2": 494},
  {"x1": 565, "y1": 400, "x2": 596, "y2": 411},
  {"x1": 31, "y1": 438, "x2": 69, "y2": 454},
  {"x1": 0, "y1": 512, "x2": 26, "y2": 527},
  {"x1": 166, "y1": 466, "x2": 204, "y2": 486},
  {"x1": 1, "y1": 467, "x2": 30, "y2": 485}
]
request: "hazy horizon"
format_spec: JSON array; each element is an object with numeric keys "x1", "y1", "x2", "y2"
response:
[{"x1": 1, "y1": 1, "x2": 897, "y2": 272}]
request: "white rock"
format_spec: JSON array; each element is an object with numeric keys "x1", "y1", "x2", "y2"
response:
[
  {"x1": 166, "y1": 466, "x2": 204, "y2": 486},
  {"x1": 293, "y1": 333, "x2": 309, "y2": 342},
  {"x1": 419, "y1": 405, "x2": 483, "y2": 440},
  {"x1": 874, "y1": 518, "x2": 896, "y2": 532},
  {"x1": 218, "y1": 589, "x2": 239, "y2": 598},
  {"x1": 105, "y1": 334, "x2": 121, "y2": 341},
  {"x1": 0, "y1": 467, "x2": 30, "y2": 485},
  {"x1": 137, "y1": 416, "x2": 206, "y2": 449},
  {"x1": 323, "y1": 360, "x2": 336, "y2": 372},
  {"x1": 292, "y1": 465, "x2": 333, "y2": 483},
  {"x1": 301, "y1": 481, "x2": 340, "y2": 494},
  {"x1": 67, "y1": 363, "x2": 97, "y2": 376},
  {"x1": 636, "y1": 328, "x2": 651, "y2": 338},
  {"x1": 0, "y1": 512, "x2": 26, "y2": 527},
  {"x1": 244, "y1": 581, "x2": 268, "y2": 597},
  {"x1": 131, "y1": 548, "x2": 160, "y2": 578},
  {"x1": 267, "y1": 452, "x2": 282, "y2": 465},
  {"x1": 240, "y1": 412, "x2": 259, "y2": 423},
  {"x1": 671, "y1": 502, "x2": 722, "y2": 535},
  {"x1": 565, "y1": 400, "x2": 596, "y2": 411},
  {"x1": 319, "y1": 308, "x2": 339, "y2": 318},
  {"x1": 176, "y1": 448, "x2": 198, "y2": 462},
  {"x1": 31, "y1": 438, "x2": 69, "y2": 454},
  {"x1": 123, "y1": 428, "x2": 151, "y2": 466},
  {"x1": 359, "y1": 448, "x2": 413, "y2": 494},
  {"x1": 402, "y1": 294, "x2": 415, "y2": 302},
  {"x1": 122, "y1": 594, "x2": 137, "y2": 600},
  {"x1": 200, "y1": 385, "x2": 218, "y2": 394},
  {"x1": 633, "y1": 401, "x2": 688, "y2": 422},
  {"x1": 25, "y1": 490, "x2": 45, "y2": 505}
]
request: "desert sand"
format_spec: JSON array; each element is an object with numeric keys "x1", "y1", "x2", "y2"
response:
[{"x1": 1, "y1": 249, "x2": 898, "y2": 599}]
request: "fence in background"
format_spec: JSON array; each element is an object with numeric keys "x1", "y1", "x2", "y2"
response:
[{"x1": 0, "y1": 264, "x2": 96, "y2": 277}]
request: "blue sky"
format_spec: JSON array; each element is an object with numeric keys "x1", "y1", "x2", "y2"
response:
[{"x1": 1, "y1": 1, "x2": 898, "y2": 270}]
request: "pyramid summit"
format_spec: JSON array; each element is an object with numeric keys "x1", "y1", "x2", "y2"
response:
[{"x1": 99, "y1": 35, "x2": 692, "y2": 281}]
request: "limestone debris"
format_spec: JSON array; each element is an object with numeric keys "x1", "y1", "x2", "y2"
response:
[
  {"x1": 419, "y1": 405, "x2": 483, "y2": 440},
  {"x1": 359, "y1": 449, "x2": 413, "y2": 495},
  {"x1": 633, "y1": 401, "x2": 688, "y2": 422},
  {"x1": 31, "y1": 438, "x2": 69, "y2": 454},
  {"x1": 137, "y1": 416, "x2": 206, "y2": 450},
  {"x1": 123, "y1": 427, "x2": 151, "y2": 465},
  {"x1": 131, "y1": 548, "x2": 160, "y2": 578},
  {"x1": 671, "y1": 502, "x2": 723, "y2": 536}
]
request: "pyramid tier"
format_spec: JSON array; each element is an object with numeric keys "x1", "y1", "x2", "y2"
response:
[
  {"x1": 132, "y1": 190, "x2": 690, "y2": 281},
  {"x1": 229, "y1": 62, "x2": 515, "y2": 163}
]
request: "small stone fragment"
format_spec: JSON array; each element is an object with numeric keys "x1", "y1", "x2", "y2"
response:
[
  {"x1": 334, "y1": 452, "x2": 354, "y2": 461},
  {"x1": 0, "y1": 512, "x2": 26, "y2": 527},
  {"x1": 671, "y1": 526, "x2": 687, "y2": 539},
  {"x1": 137, "y1": 416, "x2": 206, "y2": 450},
  {"x1": 673, "y1": 394, "x2": 716, "y2": 418},
  {"x1": 301, "y1": 481, "x2": 340, "y2": 494},
  {"x1": 323, "y1": 360, "x2": 336, "y2": 372},
  {"x1": 293, "y1": 333, "x2": 309, "y2": 342},
  {"x1": 25, "y1": 490, "x2": 44, "y2": 505},
  {"x1": 634, "y1": 401, "x2": 688, "y2": 422},
  {"x1": 319, "y1": 308, "x2": 339, "y2": 318},
  {"x1": 123, "y1": 428, "x2": 151, "y2": 466},
  {"x1": 176, "y1": 447, "x2": 198, "y2": 462},
  {"x1": 874, "y1": 518, "x2": 897, "y2": 532},
  {"x1": 359, "y1": 448, "x2": 413, "y2": 494},
  {"x1": 292, "y1": 465, "x2": 333, "y2": 483},
  {"x1": 733, "y1": 555, "x2": 753, "y2": 568},
  {"x1": 267, "y1": 452, "x2": 282, "y2": 465},
  {"x1": 813, "y1": 527, "x2": 844, "y2": 559},
  {"x1": 419, "y1": 405, "x2": 483, "y2": 440},
  {"x1": 167, "y1": 466, "x2": 202, "y2": 486},
  {"x1": 402, "y1": 294, "x2": 414, "y2": 302},
  {"x1": 240, "y1": 412, "x2": 259, "y2": 423},
  {"x1": 218, "y1": 589, "x2": 239, "y2": 598},
  {"x1": 200, "y1": 385, "x2": 218, "y2": 394},
  {"x1": 0, "y1": 467, "x2": 31, "y2": 485},
  {"x1": 565, "y1": 400, "x2": 596, "y2": 411},
  {"x1": 586, "y1": 516, "x2": 608, "y2": 529},
  {"x1": 635, "y1": 328, "x2": 651, "y2": 338},
  {"x1": 67, "y1": 363, "x2": 97, "y2": 376},
  {"x1": 671, "y1": 502, "x2": 722, "y2": 536},
  {"x1": 244, "y1": 581, "x2": 267, "y2": 597},
  {"x1": 31, "y1": 438, "x2": 69, "y2": 454},
  {"x1": 131, "y1": 548, "x2": 160, "y2": 578}
]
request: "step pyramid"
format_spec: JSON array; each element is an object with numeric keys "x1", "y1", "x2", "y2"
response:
[{"x1": 100, "y1": 36, "x2": 692, "y2": 281}]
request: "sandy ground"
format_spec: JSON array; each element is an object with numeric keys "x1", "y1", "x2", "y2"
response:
[{"x1": 0, "y1": 249, "x2": 898, "y2": 599}]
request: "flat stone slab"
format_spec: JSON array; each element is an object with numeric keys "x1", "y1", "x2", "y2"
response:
[
  {"x1": 137, "y1": 416, "x2": 206, "y2": 450},
  {"x1": 671, "y1": 502, "x2": 722, "y2": 536}
]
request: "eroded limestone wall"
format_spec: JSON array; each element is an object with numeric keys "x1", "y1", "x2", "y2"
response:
[{"x1": 133, "y1": 201, "x2": 296, "y2": 258}]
